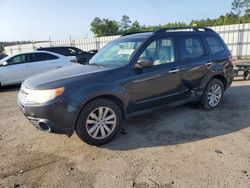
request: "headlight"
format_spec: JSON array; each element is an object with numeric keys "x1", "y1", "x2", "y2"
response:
[{"x1": 25, "y1": 87, "x2": 65, "y2": 104}]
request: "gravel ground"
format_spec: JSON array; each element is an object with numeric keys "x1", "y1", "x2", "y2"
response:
[{"x1": 0, "y1": 78, "x2": 250, "y2": 188}]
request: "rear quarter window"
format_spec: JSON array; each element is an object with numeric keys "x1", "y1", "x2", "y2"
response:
[{"x1": 206, "y1": 36, "x2": 225, "y2": 55}]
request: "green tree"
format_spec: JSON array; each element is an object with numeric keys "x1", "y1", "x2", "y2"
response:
[
  {"x1": 244, "y1": 0, "x2": 250, "y2": 14},
  {"x1": 232, "y1": 0, "x2": 245, "y2": 22},
  {"x1": 128, "y1": 21, "x2": 141, "y2": 33},
  {"x1": 90, "y1": 17, "x2": 102, "y2": 36},
  {"x1": 90, "y1": 17, "x2": 119, "y2": 37},
  {"x1": 120, "y1": 15, "x2": 132, "y2": 34}
]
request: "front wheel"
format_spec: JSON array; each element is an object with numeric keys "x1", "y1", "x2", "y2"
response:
[
  {"x1": 76, "y1": 99, "x2": 122, "y2": 146},
  {"x1": 201, "y1": 79, "x2": 224, "y2": 110}
]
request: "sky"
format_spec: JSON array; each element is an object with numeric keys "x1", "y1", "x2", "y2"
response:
[{"x1": 0, "y1": 0, "x2": 232, "y2": 41}]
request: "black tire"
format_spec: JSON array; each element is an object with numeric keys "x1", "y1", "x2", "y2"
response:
[
  {"x1": 201, "y1": 79, "x2": 224, "y2": 110},
  {"x1": 243, "y1": 71, "x2": 249, "y2": 80},
  {"x1": 234, "y1": 69, "x2": 239, "y2": 77},
  {"x1": 76, "y1": 98, "x2": 122, "y2": 146}
]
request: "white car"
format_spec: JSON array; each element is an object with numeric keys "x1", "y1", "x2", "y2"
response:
[{"x1": 0, "y1": 51, "x2": 74, "y2": 86}]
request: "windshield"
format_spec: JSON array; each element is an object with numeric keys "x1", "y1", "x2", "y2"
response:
[{"x1": 89, "y1": 38, "x2": 145, "y2": 66}]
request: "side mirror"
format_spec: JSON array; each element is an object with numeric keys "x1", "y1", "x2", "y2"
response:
[
  {"x1": 134, "y1": 58, "x2": 154, "y2": 69},
  {"x1": 1, "y1": 62, "x2": 8, "y2": 66}
]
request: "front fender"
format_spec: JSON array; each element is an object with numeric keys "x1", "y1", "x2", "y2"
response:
[{"x1": 69, "y1": 82, "x2": 129, "y2": 124}]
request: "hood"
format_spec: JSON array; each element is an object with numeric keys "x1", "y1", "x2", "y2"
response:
[
  {"x1": 23, "y1": 64, "x2": 111, "y2": 89},
  {"x1": 0, "y1": 55, "x2": 11, "y2": 64}
]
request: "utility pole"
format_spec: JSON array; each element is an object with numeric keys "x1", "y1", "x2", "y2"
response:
[
  {"x1": 69, "y1": 34, "x2": 72, "y2": 46},
  {"x1": 49, "y1": 37, "x2": 52, "y2": 47}
]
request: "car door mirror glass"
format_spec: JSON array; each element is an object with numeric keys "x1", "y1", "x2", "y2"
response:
[
  {"x1": 2, "y1": 61, "x2": 8, "y2": 66},
  {"x1": 134, "y1": 58, "x2": 154, "y2": 69}
]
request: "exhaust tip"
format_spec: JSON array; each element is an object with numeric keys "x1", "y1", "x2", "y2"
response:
[{"x1": 38, "y1": 121, "x2": 51, "y2": 132}]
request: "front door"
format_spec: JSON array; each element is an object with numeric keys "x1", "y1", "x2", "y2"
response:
[
  {"x1": 127, "y1": 37, "x2": 183, "y2": 112},
  {"x1": 1, "y1": 54, "x2": 33, "y2": 85}
]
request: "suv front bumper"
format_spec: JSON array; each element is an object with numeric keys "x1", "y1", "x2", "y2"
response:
[{"x1": 18, "y1": 99, "x2": 75, "y2": 136}]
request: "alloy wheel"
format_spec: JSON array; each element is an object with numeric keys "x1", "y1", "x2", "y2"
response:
[
  {"x1": 207, "y1": 83, "x2": 222, "y2": 107},
  {"x1": 86, "y1": 107, "x2": 117, "y2": 140}
]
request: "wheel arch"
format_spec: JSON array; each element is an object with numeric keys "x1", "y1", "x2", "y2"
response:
[
  {"x1": 210, "y1": 74, "x2": 228, "y2": 90},
  {"x1": 74, "y1": 94, "x2": 126, "y2": 129},
  {"x1": 201, "y1": 73, "x2": 228, "y2": 91}
]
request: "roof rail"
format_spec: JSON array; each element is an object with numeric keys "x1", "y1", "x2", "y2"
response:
[
  {"x1": 154, "y1": 27, "x2": 214, "y2": 34},
  {"x1": 121, "y1": 31, "x2": 152, "y2": 37}
]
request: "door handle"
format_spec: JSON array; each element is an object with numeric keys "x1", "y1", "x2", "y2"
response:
[
  {"x1": 169, "y1": 69, "x2": 180, "y2": 74},
  {"x1": 205, "y1": 62, "x2": 213, "y2": 66}
]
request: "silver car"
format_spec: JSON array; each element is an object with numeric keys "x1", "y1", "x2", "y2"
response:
[{"x1": 0, "y1": 51, "x2": 74, "y2": 86}]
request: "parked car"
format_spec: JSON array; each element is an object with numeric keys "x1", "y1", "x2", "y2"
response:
[
  {"x1": 18, "y1": 27, "x2": 234, "y2": 146},
  {"x1": 0, "y1": 52, "x2": 7, "y2": 60},
  {"x1": 37, "y1": 46, "x2": 96, "y2": 64},
  {"x1": 88, "y1": 49, "x2": 98, "y2": 54},
  {"x1": 0, "y1": 51, "x2": 73, "y2": 86}
]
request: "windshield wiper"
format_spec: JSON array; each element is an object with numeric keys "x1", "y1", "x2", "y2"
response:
[{"x1": 89, "y1": 63, "x2": 105, "y2": 67}]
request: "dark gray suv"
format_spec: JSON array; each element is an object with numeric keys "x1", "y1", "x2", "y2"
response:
[{"x1": 18, "y1": 27, "x2": 234, "y2": 145}]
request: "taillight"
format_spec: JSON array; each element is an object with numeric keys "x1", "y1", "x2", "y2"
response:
[
  {"x1": 70, "y1": 59, "x2": 79, "y2": 64},
  {"x1": 228, "y1": 55, "x2": 233, "y2": 64}
]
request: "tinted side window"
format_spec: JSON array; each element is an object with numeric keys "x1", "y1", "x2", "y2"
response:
[
  {"x1": 40, "y1": 48, "x2": 65, "y2": 55},
  {"x1": 68, "y1": 48, "x2": 79, "y2": 55},
  {"x1": 47, "y1": 48, "x2": 60, "y2": 54},
  {"x1": 56, "y1": 48, "x2": 70, "y2": 56},
  {"x1": 7, "y1": 54, "x2": 28, "y2": 65},
  {"x1": 31, "y1": 53, "x2": 58, "y2": 62},
  {"x1": 140, "y1": 38, "x2": 175, "y2": 66},
  {"x1": 141, "y1": 41, "x2": 157, "y2": 60},
  {"x1": 180, "y1": 37, "x2": 205, "y2": 60},
  {"x1": 46, "y1": 48, "x2": 63, "y2": 54},
  {"x1": 206, "y1": 36, "x2": 225, "y2": 55}
]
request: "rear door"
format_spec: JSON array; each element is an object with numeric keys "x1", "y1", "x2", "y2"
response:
[
  {"x1": 0, "y1": 54, "x2": 33, "y2": 85},
  {"x1": 178, "y1": 35, "x2": 211, "y2": 91},
  {"x1": 29, "y1": 52, "x2": 64, "y2": 75}
]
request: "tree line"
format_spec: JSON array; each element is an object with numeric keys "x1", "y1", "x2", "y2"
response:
[{"x1": 91, "y1": 0, "x2": 250, "y2": 37}]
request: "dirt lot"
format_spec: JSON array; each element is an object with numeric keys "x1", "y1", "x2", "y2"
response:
[{"x1": 0, "y1": 78, "x2": 250, "y2": 188}]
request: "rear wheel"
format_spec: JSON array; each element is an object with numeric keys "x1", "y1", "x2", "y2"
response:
[
  {"x1": 201, "y1": 79, "x2": 224, "y2": 110},
  {"x1": 76, "y1": 99, "x2": 122, "y2": 146}
]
